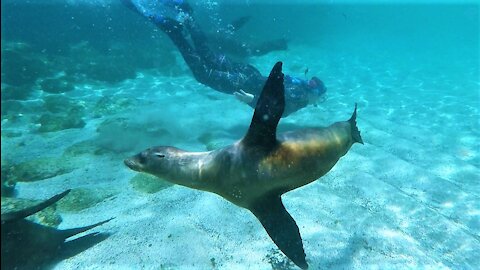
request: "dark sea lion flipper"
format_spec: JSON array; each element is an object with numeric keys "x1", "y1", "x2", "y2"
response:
[
  {"x1": 1, "y1": 189, "x2": 71, "y2": 223},
  {"x1": 249, "y1": 193, "x2": 308, "y2": 269},
  {"x1": 59, "y1": 218, "x2": 114, "y2": 240},
  {"x1": 349, "y1": 103, "x2": 364, "y2": 144},
  {"x1": 243, "y1": 61, "x2": 285, "y2": 148}
]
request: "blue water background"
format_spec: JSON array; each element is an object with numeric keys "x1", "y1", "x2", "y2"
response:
[{"x1": 1, "y1": 1, "x2": 479, "y2": 269}]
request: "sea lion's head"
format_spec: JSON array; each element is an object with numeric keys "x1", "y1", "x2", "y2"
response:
[{"x1": 124, "y1": 146, "x2": 181, "y2": 176}]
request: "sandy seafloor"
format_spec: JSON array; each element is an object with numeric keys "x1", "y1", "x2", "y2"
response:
[{"x1": 2, "y1": 6, "x2": 480, "y2": 270}]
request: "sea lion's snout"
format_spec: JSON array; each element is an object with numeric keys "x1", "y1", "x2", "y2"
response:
[
  {"x1": 124, "y1": 157, "x2": 140, "y2": 171},
  {"x1": 124, "y1": 152, "x2": 146, "y2": 172},
  {"x1": 124, "y1": 147, "x2": 173, "y2": 174}
]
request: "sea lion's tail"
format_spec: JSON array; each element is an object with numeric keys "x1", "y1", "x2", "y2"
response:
[{"x1": 349, "y1": 103, "x2": 364, "y2": 144}]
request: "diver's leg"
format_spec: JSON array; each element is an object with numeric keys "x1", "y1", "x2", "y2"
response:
[
  {"x1": 121, "y1": 0, "x2": 192, "y2": 23},
  {"x1": 151, "y1": 18, "x2": 215, "y2": 84},
  {"x1": 184, "y1": 18, "x2": 237, "y2": 72},
  {"x1": 181, "y1": 12, "x2": 270, "y2": 91},
  {"x1": 202, "y1": 70, "x2": 249, "y2": 94},
  {"x1": 124, "y1": 0, "x2": 265, "y2": 96},
  {"x1": 153, "y1": 17, "x2": 264, "y2": 93}
]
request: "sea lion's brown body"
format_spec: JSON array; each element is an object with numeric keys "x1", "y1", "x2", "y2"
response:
[
  {"x1": 126, "y1": 121, "x2": 354, "y2": 209},
  {"x1": 125, "y1": 62, "x2": 362, "y2": 269},
  {"x1": 201, "y1": 122, "x2": 355, "y2": 209}
]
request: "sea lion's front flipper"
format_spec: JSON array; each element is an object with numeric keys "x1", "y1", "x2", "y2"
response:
[
  {"x1": 1, "y1": 189, "x2": 71, "y2": 223},
  {"x1": 243, "y1": 61, "x2": 285, "y2": 148},
  {"x1": 249, "y1": 193, "x2": 308, "y2": 269}
]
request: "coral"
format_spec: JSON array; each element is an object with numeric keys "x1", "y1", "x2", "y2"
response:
[
  {"x1": 1, "y1": 197, "x2": 62, "y2": 227},
  {"x1": 56, "y1": 187, "x2": 118, "y2": 212},
  {"x1": 6, "y1": 157, "x2": 77, "y2": 182},
  {"x1": 129, "y1": 173, "x2": 173, "y2": 194}
]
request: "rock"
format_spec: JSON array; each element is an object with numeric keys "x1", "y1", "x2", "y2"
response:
[
  {"x1": 1, "y1": 100, "x2": 26, "y2": 116},
  {"x1": 64, "y1": 43, "x2": 136, "y2": 84},
  {"x1": 37, "y1": 112, "x2": 86, "y2": 133},
  {"x1": 2, "y1": 130, "x2": 23, "y2": 138},
  {"x1": 42, "y1": 95, "x2": 84, "y2": 114},
  {"x1": 56, "y1": 187, "x2": 118, "y2": 213},
  {"x1": 1, "y1": 46, "x2": 49, "y2": 87},
  {"x1": 1, "y1": 159, "x2": 16, "y2": 197},
  {"x1": 129, "y1": 173, "x2": 173, "y2": 194},
  {"x1": 95, "y1": 117, "x2": 171, "y2": 153},
  {"x1": 1, "y1": 85, "x2": 36, "y2": 101},
  {"x1": 6, "y1": 157, "x2": 77, "y2": 182},
  {"x1": 92, "y1": 96, "x2": 135, "y2": 118},
  {"x1": 40, "y1": 77, "x2": 74, "y2": 94},
  {"x1": 63, "y1": 41, "x2": 183, "y2": 84},
  {"x1": 1, "y1": 179, "x2": 16, "y2": 197},
  {"x1": 85, "y1": 60, "x2": 137, "y2": 84},
  {"x1": 63, "y1": 140, "x2": 108, "y2": 157}
]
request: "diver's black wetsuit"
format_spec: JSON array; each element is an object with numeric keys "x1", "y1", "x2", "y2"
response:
[
  {"x1": 124, "y1": 0, "x2": 326, "y2": 116},
  {"x1": 159, "y1": 18, "x2": 266, "y2": 97}
]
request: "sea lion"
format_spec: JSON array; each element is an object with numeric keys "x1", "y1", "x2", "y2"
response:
[
  {"x1": 1, "y1": 190, "x2": 113, "y2": 270},
  {"x1": 124, "y1": 61, "x2": 363, "y2": 269}
]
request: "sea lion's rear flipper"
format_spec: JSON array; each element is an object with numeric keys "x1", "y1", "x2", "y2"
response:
[
  {"x1": 249, "y1": 193, "x2": 308, "y2": 269},
  {"x1": 349, "y1": 103, "x2": 364, "y2": 145},
  {"x1": 243, "y1": 61, "x2": 285, "y2": 148},
  {"x1": 1, "y1": 190, "x2": 71, "y2": 223}
]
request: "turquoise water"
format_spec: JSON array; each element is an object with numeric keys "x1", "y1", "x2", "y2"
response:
[{"x1": 1, "y1": 1, "x2": 479, "y2": 269}]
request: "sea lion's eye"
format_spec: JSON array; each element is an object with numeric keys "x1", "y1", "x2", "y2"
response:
[{"x1": 154, "y1": 153, "x2": 165, "y2": 158}]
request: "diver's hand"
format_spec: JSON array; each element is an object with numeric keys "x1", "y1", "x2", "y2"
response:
[{"x1": 234, "y1": 90, "x2": 254, "y2": 104}]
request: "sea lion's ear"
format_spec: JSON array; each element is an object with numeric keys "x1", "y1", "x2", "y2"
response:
[{"x1": 242, "y1": 61, "x2": 285, "y2": 149}]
